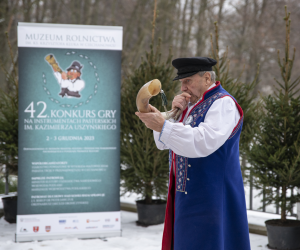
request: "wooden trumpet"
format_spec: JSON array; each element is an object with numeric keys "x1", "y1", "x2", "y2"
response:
[
  {"x1": 45, "y1": 54, "x2": 63, "y2": 73},
  {"x1": 136, "y1": 79, "x2": 181, "y2": 120}
]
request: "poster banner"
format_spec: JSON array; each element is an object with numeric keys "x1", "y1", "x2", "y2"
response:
[{"x1": 16, "y1": 23, "x2": 122, "y2": 242}]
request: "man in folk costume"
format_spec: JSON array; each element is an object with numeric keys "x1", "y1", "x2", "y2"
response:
[{"x1": 135, "y1": 57, "x2": 251, "y2": 250}]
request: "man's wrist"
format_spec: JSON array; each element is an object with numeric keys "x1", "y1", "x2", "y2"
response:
[
  {"x1": 158, "y1": 121, "x2": 167, "y2": 144},
  {"x1": 158, "y1": 120, "x2": 174, "y2": 145},
  {"x1": 158, "y1": 119, "x2": 165, "y2": 132}
]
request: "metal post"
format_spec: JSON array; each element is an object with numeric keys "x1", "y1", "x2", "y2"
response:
[
  {"x1": 250, "y1": 170, "x2": 253, "y2": 210},
  {"x1": 262, "y1": 186, "x2": 266, "y2": 212},
  {"x1": 5, "y1": 164, "x2": 9, "y2": 195},
  {"x1": 291, "y1": 187, "x2": 294, "y2": 216}
]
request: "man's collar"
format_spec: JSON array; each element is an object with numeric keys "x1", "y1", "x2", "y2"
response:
[{"x1": 207, "y1": 82, "x2": 216, "y2": 90}]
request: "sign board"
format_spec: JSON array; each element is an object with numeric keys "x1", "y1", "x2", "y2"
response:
[{"x1": 16, "y1": 23, "x2": 122, "y2": 242}]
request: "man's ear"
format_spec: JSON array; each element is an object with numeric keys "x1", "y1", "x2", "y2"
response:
[{"x1": 204, "y1": 72, "x2": 211, "y2": 83}]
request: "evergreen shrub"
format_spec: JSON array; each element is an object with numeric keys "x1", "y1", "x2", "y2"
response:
[
  {"x1": 121, "y1": 40, "x2": 179, "y2": 204},
  {"x1": 248, "y1": 7, "x2": 300, "y2": 221}
]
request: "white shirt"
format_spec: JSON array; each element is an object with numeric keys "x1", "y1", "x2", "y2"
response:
[
  {"x1": 54, "y1": 72, "x2": 85, "y2": 92},
  {"x1": 153, "y1": 83, "x2": 241, "y2": 158}
]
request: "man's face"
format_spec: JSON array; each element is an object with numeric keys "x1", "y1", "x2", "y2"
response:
[
  {"x1": 67, "y1": 69, "x2": 81, "y2": 80},
  {"x1": 179, "y1": 72, "x2": 212, "y2": 104}
]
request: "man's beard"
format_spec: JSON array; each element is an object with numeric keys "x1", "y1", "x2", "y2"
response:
[{"x1": 189, "y1": 94, "x2": 200, "y2": 104}]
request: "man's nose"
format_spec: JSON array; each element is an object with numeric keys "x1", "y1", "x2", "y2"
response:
[{"x1": 181, "y1": 84, "x2": 187, "y2": 92}]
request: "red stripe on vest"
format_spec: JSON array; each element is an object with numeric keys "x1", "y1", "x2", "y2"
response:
[{"x1": 161, "y1": 153, "x2": 175, "y2": 250}]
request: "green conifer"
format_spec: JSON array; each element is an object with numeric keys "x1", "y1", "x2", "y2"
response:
[
  {"x1": 248, "y1": 7, "x2": 300, "y2": 221},
  {"x1": 0, "y1": 33, "x2": 18, "y2": 194},
  {"x1": 210, "y1": 22, "x2": 261, "y2": 177},
  {"x1": 210, "y1": 22, "x2": 261, "y2": 156},
  {"x1": 120, "y1": 40, "x2": 178, "y2": 204}
]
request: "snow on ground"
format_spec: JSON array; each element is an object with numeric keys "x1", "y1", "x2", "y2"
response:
[
  {"x1": 247, "y1": 209, "x2": 295, "y2": 226},
  {"x1": 120, "y1": 192, "x2": 296, "y2": 226},
  {"x1": 0, "y1": 192, "x2": 283, "y2": 249},
  {"x1": 0, "y1": 211, "x2": 163, "y2": 250},
  {"x1": 250, "y1": 233, "x2": 271, "y2": 250},
  {"x1": 120, "y1": 192, "x2": 142, "y2": 204},
  {"x1": 0, "y1": 210, "x2": 269, "y2": 250}
]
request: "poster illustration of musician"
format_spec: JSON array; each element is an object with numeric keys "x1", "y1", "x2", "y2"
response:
[
  {"x1": 17, "y1": 23, "x2": 122, "y2": 242},
  {"x1": 45, "y1": 54, "x2": 85, "y2": 98}
]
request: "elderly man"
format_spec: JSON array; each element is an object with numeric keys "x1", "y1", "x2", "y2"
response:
[
  {"x1": 135, "y1": 57, "x2": 250, "y2": 250},
  {"x1": 53, "y1": 61, "x2": 85, "y2": 98}
]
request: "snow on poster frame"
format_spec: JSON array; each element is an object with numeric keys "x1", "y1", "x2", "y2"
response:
[{"x1": 16, "y1": 22, "x2": 122, "y2": 242}]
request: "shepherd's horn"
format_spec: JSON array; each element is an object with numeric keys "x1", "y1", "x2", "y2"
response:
[
  {"x1": 136, "y1": 79, "x2": 162, "y2": 113},
  {"x1": 136, "y1": 79, "x2": 182, "y2": 120}
]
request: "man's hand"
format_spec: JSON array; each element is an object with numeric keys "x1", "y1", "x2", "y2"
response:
[
  {"x1": 172, "y1": 92, "x2": 191, "y2": 111},
  {"x1": 61, "y1": 72, "x2": 67, "y2": 80},
  {"x1": 135, "y1": 104, "x2": 165, "y2": 132}
]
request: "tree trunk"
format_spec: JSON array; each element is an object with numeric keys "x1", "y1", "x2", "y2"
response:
[
  {"x1": 196, "y1": 0, "x2": 207, "y2": 56},
  {"x1": 185, "y1": 0, "x2": 195, "y2": 53},
  {"x1": 179, "y1": 0, "x2": 189, "y2": 56},
  {"x1": 145, "y1": 183, "x2": 152, "y2": 204},
  {"x1": 217, "y1": 0, "x2": 225, "y2": 24}
]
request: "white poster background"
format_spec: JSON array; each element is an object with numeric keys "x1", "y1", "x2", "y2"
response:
[
  {"x1": 18, "y1": 23, "x2": 122, "y2": 50},
  {"x1": 16, "y1": 211, "x2": 121, "y2": 241}
]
